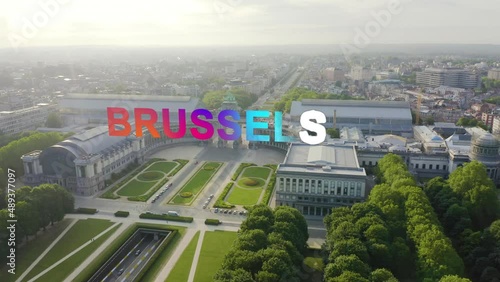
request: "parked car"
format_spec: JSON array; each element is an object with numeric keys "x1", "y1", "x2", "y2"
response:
[
  {"x1": 118, "y1": 268, "x2": 124, "y2": 275},
  {"x1": 135, "y1": 249, "x2": 141, "y2": 256},
  {"x1": 214, "y1": 208, "x2": 219, "y2": 213}
]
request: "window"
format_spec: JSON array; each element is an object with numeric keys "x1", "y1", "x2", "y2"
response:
[
  {"x1": 416, "y1": 164, "x2": 419, "y2": 169},
  {"x1": 422, "y1": 164, "x2": 426, "y2": 169},
  {"x1": 436, "y1": 165, "x2": 440, "y2": 170},
  {"x1": 443, "y1": 165, "x2": 447, "y2": 170},
  {"x1": 356, "y1": 187, "x2": 362, "y2": 197},
  {"x1": 369, "y1": 161, "x2": 372, "y2": 166},
  {"x1": 429, "y1": 164, "x2": 433, "y2": 170}
]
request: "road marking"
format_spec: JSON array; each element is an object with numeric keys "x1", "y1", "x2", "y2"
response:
[{"x1": 102, "y1": 236, "x2": 146, "y2": 281}]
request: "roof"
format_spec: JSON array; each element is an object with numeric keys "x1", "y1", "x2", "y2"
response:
[
  {"x1": 290, "y1": 100, "x2": 412, "y2": 120},
  {"x1": 278, "y1": 143, "x2": 365, "y2": 177},
  {"x1": 49, "y1": 125, "x2": 131, "y2": 158},
  {"x1": 59, "y1": 93, "x2": 200, "y2": 113}
]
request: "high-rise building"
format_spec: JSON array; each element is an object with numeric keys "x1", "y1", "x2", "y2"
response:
[
  {"x1": 350, "y1": 66, "x2": 375, "y2": 81},
  {"x1": 322, "y1": 68, "x2": 345, "y2": 81},
  {"x1": 416, "y1": 68, "x2": 480, "y2": 89}
]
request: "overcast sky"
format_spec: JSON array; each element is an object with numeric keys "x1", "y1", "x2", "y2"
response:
[{"x1": 0, "y1": 0, "x2": 498, "y2": 49}]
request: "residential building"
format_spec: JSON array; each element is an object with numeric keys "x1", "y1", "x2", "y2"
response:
[
  {"x1": 482, "y1": 113, "x2": 496, "y2": 128},
  {"x1": 0, "y1": 103, "x2": 56, "y2": 135},
  {"x1": 416, "y1": 68, "x2": 480, "y2": 89},
  {"x1": 322, "y1": 68, "x2": 345, "y2": 82},
  {"x1": 488, "y1": 69, "x2": 500, "y2": 80}
]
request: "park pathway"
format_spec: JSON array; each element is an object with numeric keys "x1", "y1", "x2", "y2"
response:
[
  {"x1": 187, "y1": 229, "x2": 206, "y2": 282},
  {"x1": 26, "y1": 222, "x2": 121, "y2": 282},
  {"x1": 65, "y1": 221, "x2": 132, "y2": 281},
  {"x1": 15, "y1": 219, "x2": 77, "y2": 282}
]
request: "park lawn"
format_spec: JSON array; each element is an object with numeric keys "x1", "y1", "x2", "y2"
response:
[
  {"x1": 193, "y1": 231, "x2": 238, "y2": 282},
  {"x1": 146, "y1": 161, "x2": 178, "y2": 174},
  {"x1": 241, "y1": 166, "x2": 271, "y2": 180},
  {"x1": 117, "y1": 179, "x2": 159, "y2": 196},
  {"x1": 226, "y1": 186, "x2": 263, "y2": 205},
  {"x1": 34, "y1": 224, "x2": 120, "y2": 282},
  {"x1": 23, "y1": 218, "x2": 114, "y2": 280},
  {"x1": 170, "y1": 162, "x2": 222, "y2": 204},
  {"x1": 2, "y1": 219, "x2": 73, "y2": 282},
  {"x1": 165, "y1": 231, "x2": 200, "y2": 282}
]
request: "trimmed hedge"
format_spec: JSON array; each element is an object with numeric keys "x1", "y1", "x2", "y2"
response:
[
  {"x1": 128, "y1": 178, "x2": 168, "y2": 202},
  {"x1": 168, "y1": 159, "x2": 189, "y2": 177},
  {"x1": 101, "y1": 158, "x2": 165, "y2": 199},
  {"x1": 139, "y1": 213, "x2": 193, "y2": 223},
  {"x1": 180, "y1": 192, "x2": 193, "y2": 198},
  {"x1": 261, "y1": 165, "x2": 278, "y2": 205},
  {"x1": 73, "y1": 207, "x2": 97, "y2": 214},
  {"x1": 214, "y1": 182, "x2": 235, "y2": 209},
  {"x1": 231, "y1": 163, "x2": 256, "y2": 181},
  {"x1": 205, "y1": 219, "x2": 221, "y2": 225},
  {"x1": 114, "y1": 211, "x2": 130, "y2": 217}
]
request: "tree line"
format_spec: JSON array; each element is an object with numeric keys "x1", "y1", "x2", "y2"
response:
[
  {"x1": 202, "y1": 89, "x2": 258, "y2": 111},
  {"x1": 323, "y1": 153, "x2": 467, "y2": 281},
  {"x1": 214, "y1": 205, "x2": 309, "y2": 281},
  {"x1": 0, "y1": 184, "x2": 75, "y2": 265},
  {"x1": 424, "y1": 161, "x2": 500, "y2": 281}
]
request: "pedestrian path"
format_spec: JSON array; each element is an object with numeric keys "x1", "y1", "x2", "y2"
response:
[
  {"x1": 187, "y1": 229, "x2": 206, "y2": 282},
  {"x1": 15, "y1": 219, "x2": 77, "y2": 282}
]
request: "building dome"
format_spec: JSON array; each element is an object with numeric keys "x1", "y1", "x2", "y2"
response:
[
  {"x1": 470, "y1": 133, "x2": 500, "y2": 163},
  {"x1": 474, "y1": 133, "x2": 499, "y2": 148}
]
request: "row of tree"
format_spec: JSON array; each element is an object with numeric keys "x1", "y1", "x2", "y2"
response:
[
  {"x1": 481, "y1": 77, "x2": 500, "y2": 92},
  {"x1": 323, "y1": 153, "x2": 467, "y2": 281},
  {"x1": 0, "y1": 184, "x2": 75, "y2": 265},
  {"x1": 424, "y1": 162, "x2": 500, "y2": 281},
  {"x1": 0, "y1": 132, "x2": 69, "y2": 176},
  {"x1": 273, "y1": 88, "x2": 365, "y2": 113},
  {"x1": 202, "y1": 89, "x2": 258, "y2": 110},
  {"x1": 456, "y1": 117, "x2": 488, "y2": 130},
  {"x1": 376, "y1": 154, "x2": 465, "y2": 280},
  {"x1": 214, "y1": 205, "x2": 309, "y2": 281}
]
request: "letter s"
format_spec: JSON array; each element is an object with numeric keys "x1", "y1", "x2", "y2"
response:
[{"x1": 299, "y1": 110, "x2": 326, "y2": 145}]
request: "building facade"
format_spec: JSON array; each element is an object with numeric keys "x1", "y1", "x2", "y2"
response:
[
  {"x1": 488, "y1": 69, "x2": 500, "y2": 80},
  {"x1": 275, "y1": 143, "x2": 367, "y2": 217}
]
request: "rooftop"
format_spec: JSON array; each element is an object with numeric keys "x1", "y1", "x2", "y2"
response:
[
  {"x1": 290, "y1": 100, "x2": 412, "y2": 120},
  {"x1": 278, "y1": 143, "x2": 365, "y2": 177}
]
